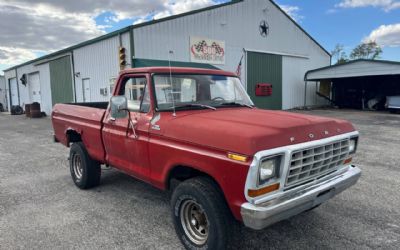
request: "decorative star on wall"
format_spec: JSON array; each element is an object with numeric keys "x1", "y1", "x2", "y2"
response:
[{"x1": 259, "y1": 20, "x2": 269, "y2": 38}]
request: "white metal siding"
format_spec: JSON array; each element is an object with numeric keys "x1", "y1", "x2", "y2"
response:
[
  {"x1": 4, "y1": 70, "x2": 16, "y2": 110},
  {"x1": 3, "y1": 64, "x2": 52, "y2": 114},
  {"x1": 133, "y1": 0, "x2": 330, "y2": 109},
  {"x1": 28, "y1": 72, "x2": 41, "y2": 103},
  {"x1": 73, "y1": 31, "x2": 131, "y2": 102},
  {"x1": 14, "y1": 63, "x2": 52, "y2": 114},
  {"x1": 9, "y1": 78, "x2": 19, "y2": 106},
  {"x1": 306, "y1": 61, "x2": 400, "y2": 80},
  {"x1": 282, "y1": 54, "x2": 329, "y2": 109}
]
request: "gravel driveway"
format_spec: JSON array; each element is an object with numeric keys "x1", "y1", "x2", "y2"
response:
[{"x1": 0, "y1": 109, "x2": 399, "y2": 249}]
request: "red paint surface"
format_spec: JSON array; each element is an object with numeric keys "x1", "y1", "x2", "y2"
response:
[{"x1": 52, "y1": 67, "x2": 356, "y2": 221}]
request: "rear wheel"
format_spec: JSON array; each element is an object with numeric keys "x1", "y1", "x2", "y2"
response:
[
  {"x1": 69, "y1": 142, "x2": 101, "y2": 189},
  {"x1": 171, "y1": 177, "x2": 234, "y2": 250}
]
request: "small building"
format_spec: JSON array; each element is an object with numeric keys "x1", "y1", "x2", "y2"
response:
[
  {"x1": 3, "y1": 0, "x2": 330, "y2": 115},
  {"x1": 305, "y1": 59, "x2": 400, "y2": 110}
]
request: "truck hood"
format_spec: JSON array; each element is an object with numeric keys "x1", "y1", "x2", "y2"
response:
[{"x1": 154, "y1": 108, "x2": 355, "y2": 156}]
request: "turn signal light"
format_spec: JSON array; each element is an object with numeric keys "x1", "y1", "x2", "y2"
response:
[
  {"x1": 227, "y1": 153, "x2": 248, "y2": 162},
  {"x1": 248, "y1": 183, "x2": 280, "y2": 198}
]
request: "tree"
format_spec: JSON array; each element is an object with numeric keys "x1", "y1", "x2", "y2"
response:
[
  {"x1": 331, "y1": 44, "x2": 348, "y2": 64},
  {"x1": 350, "y1": 41, "x2": 382, "y2": 60}
]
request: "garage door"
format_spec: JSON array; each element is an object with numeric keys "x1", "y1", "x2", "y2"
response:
[
  {"x1": 29, "y1": 72, "x2": 41, "y2": 103},
  {"x1": 247, "y1": 52, "x2": 282, "y2": 110},
  {"x1": 49, "y1": 56, "x2": 74, "y2": 105},
  {"x1": 9, "y1": 78, "x2": 19, "y2": 106}
]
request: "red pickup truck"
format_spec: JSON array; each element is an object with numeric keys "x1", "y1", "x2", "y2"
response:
[{"x1": 52, "y1": 67, "x2": 361, "y2": 249}]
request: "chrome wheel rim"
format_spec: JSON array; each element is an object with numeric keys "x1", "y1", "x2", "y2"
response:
[
  {"x1": 180, "y1": 200, "x2": 209, "y2": 245},
  {"x1": 72, "y1": 154, "x2": 83, "y2": 180}
]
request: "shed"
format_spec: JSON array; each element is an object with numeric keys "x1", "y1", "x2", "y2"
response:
[{"x1": 305, "y1": 60, "x2": 400, "y2": 110}]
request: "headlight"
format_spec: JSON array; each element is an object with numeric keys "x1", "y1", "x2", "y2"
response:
[
  {"x1": 259, "y1": 155, "x2": 282, "y2": 186},
  {"x1": 349, "y1": 137, "x2": 358, "y2": 154}
]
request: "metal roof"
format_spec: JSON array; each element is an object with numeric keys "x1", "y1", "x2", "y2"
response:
[
  {"x1": 305, "y1": 59, "x2": 400, "y2": 81},
  {"x1": 4, "y1": 0, "x2": 330, "y2": 72}
]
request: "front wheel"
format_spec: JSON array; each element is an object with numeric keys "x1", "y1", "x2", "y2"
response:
[
  {"x1": 69, "y1": 142, "x2": 101, "y2": 189},
  {"x1": 171, "y1": 177, "x2": 233, "y2": 250}
]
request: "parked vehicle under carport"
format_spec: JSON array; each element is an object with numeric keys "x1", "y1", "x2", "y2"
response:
[{"x1": 386, "y1": 96, "x2": 400, "y2": 113}]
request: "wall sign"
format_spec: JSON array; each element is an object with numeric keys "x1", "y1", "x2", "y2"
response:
[{"x1": 190, "y1": 37, "x2": 225, "y2": 65}]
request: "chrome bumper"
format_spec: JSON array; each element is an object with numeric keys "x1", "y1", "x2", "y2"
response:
[{"x1": 241, "y1": 166, "x2": 361, "y2": 230}]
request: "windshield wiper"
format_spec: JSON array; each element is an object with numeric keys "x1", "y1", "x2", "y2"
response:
[
  {"x1": 220, "y1": 102, "x2": 254, "y2": 109},
  {"x1": 165, "y1": 104, "x2": 217, "y2": 111}
]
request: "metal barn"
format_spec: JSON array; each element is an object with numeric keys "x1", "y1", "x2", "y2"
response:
[{"x1": 2, "y1": 0, "x2": 330, "y2": 115}]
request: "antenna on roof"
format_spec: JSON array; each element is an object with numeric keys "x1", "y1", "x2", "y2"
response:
[{"x1": 168, "y1": 50, "x2": 176, "y2": 117}]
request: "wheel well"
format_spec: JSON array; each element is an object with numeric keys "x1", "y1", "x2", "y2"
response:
[
  {"x1": 66, "y1": 130, "x2": 82, "y2": 145},
  {"x1": 167, "y1": 165, "x2": 237, "y2": 220},
  {"x1": 167, "y1": 166, "x2": 220, "y2": 192}
]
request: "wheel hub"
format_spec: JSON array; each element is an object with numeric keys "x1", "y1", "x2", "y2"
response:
[
  {"x1": 72, "y1": 154, "x2": 83, "y2": 180},
  {"x1": 180, "y1": 200, "x2": 209, "y2": 246}
]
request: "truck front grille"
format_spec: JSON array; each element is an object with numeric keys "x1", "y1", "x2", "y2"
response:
[{"x1": 286, "y1": 139, "x2": 350, "y2": 187}]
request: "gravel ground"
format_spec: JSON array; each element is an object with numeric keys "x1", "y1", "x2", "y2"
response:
[{"x1": 0, "y1": 109, "x2": 399, "y2": 249}]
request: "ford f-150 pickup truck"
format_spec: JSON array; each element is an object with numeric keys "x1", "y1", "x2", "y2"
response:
[{"x1": 52, "y1": 67, "x2": 361, "y2": 249}]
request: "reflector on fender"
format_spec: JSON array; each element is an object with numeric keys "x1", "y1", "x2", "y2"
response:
[
  {"x1": 227, "y1": 153, "x2": 248, "y2": 162},
  {"x1": 248, "y1": 183, "x2": 280, "y2": 198},
  {"x1": 344, "y1": 158, "x2": 353, "y2": 164}
]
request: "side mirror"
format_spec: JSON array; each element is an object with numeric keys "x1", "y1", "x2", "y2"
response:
[{"x1": 110, "y1": 96, "x2": 128, "y2": 119}]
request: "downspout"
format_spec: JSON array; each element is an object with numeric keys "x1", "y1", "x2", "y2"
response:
[
  {"x1": 129, "y1": 27, "x2": 135, "y2": 68},
  {"x1": 118, "y1": 32, "x2": 122, "y2": 47},
  {"x1": 304, "y1": 80, "x2": 308, "y2": 108},
  {"x1": 15, "y1": 68, "x2": 20, "y2": 106},
  {"x1": 71, "y1": 51, "x2": 77, "y2": 103}
]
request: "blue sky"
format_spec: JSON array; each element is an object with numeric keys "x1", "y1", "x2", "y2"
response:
[
  {"x1": 1, "y1": 0, "x2": 399, "y2": 74},
  {"x1": 276, "y1": 0, "x2": 400, "y2": 61}
]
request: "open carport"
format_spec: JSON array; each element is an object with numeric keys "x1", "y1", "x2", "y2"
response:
[{"x1": 304, "y1": 59, "x2": 400, "y2": 110}]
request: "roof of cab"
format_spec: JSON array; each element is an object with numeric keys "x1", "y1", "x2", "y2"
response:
[{"x1": 119, "y1": 67, "x2": 238, "y2": 77}]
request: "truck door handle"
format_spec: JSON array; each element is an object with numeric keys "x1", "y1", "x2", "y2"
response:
[{"x1": 108, "y1": 117, "x2": 116, "y2": 123}]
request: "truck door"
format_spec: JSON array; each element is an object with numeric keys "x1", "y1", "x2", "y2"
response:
[{"x1": 102, "y1": 74, "x2": 152, "y2": 182}]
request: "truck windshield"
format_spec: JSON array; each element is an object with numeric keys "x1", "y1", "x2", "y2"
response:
[{"x1": 153, "y1": 74, "x2": 254, "y2": 111}]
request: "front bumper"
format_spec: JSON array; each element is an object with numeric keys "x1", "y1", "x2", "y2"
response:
[{"x1": 241, "y1": 166, "x2": 361, "y2": 230}]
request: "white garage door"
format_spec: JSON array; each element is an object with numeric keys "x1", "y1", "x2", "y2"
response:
[
  {"x1": 29, "y1": 73, "x2": 41, "y2": 103},
  {"x1": 9, "y1": 78, "x2": 19, "y2": 106}
]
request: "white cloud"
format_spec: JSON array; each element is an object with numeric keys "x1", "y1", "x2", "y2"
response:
[
  {"x1": 153, "y1": 0, "x2": 215, "y2": 20},
  {"x1": 336, "y1": 0, "x2": 400, "y2": 11},
  {"x1": 279, "y1": 5, "x2": 303, "y2": 22},
  {"x1": 0, "y1": 0, "x2": 221, "y2": 70},
  {"x1": 364, "y1": 24, "x2": 400, "y2": 47},
  {"x1": 0, "y1": 47, "x2": 37, "y2": 65}
]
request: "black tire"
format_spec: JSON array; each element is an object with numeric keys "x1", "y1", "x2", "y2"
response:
[
  {"x1": 171, "y1": 177, "x2": 234, "y2": 250},
  {"x1": 69, "y1": 142, "x2": 101, "y2": 189}
]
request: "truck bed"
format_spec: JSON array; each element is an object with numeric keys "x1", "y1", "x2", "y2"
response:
[{"x1": 52, "y1": 102, "x2": 108, "y2": 163}]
